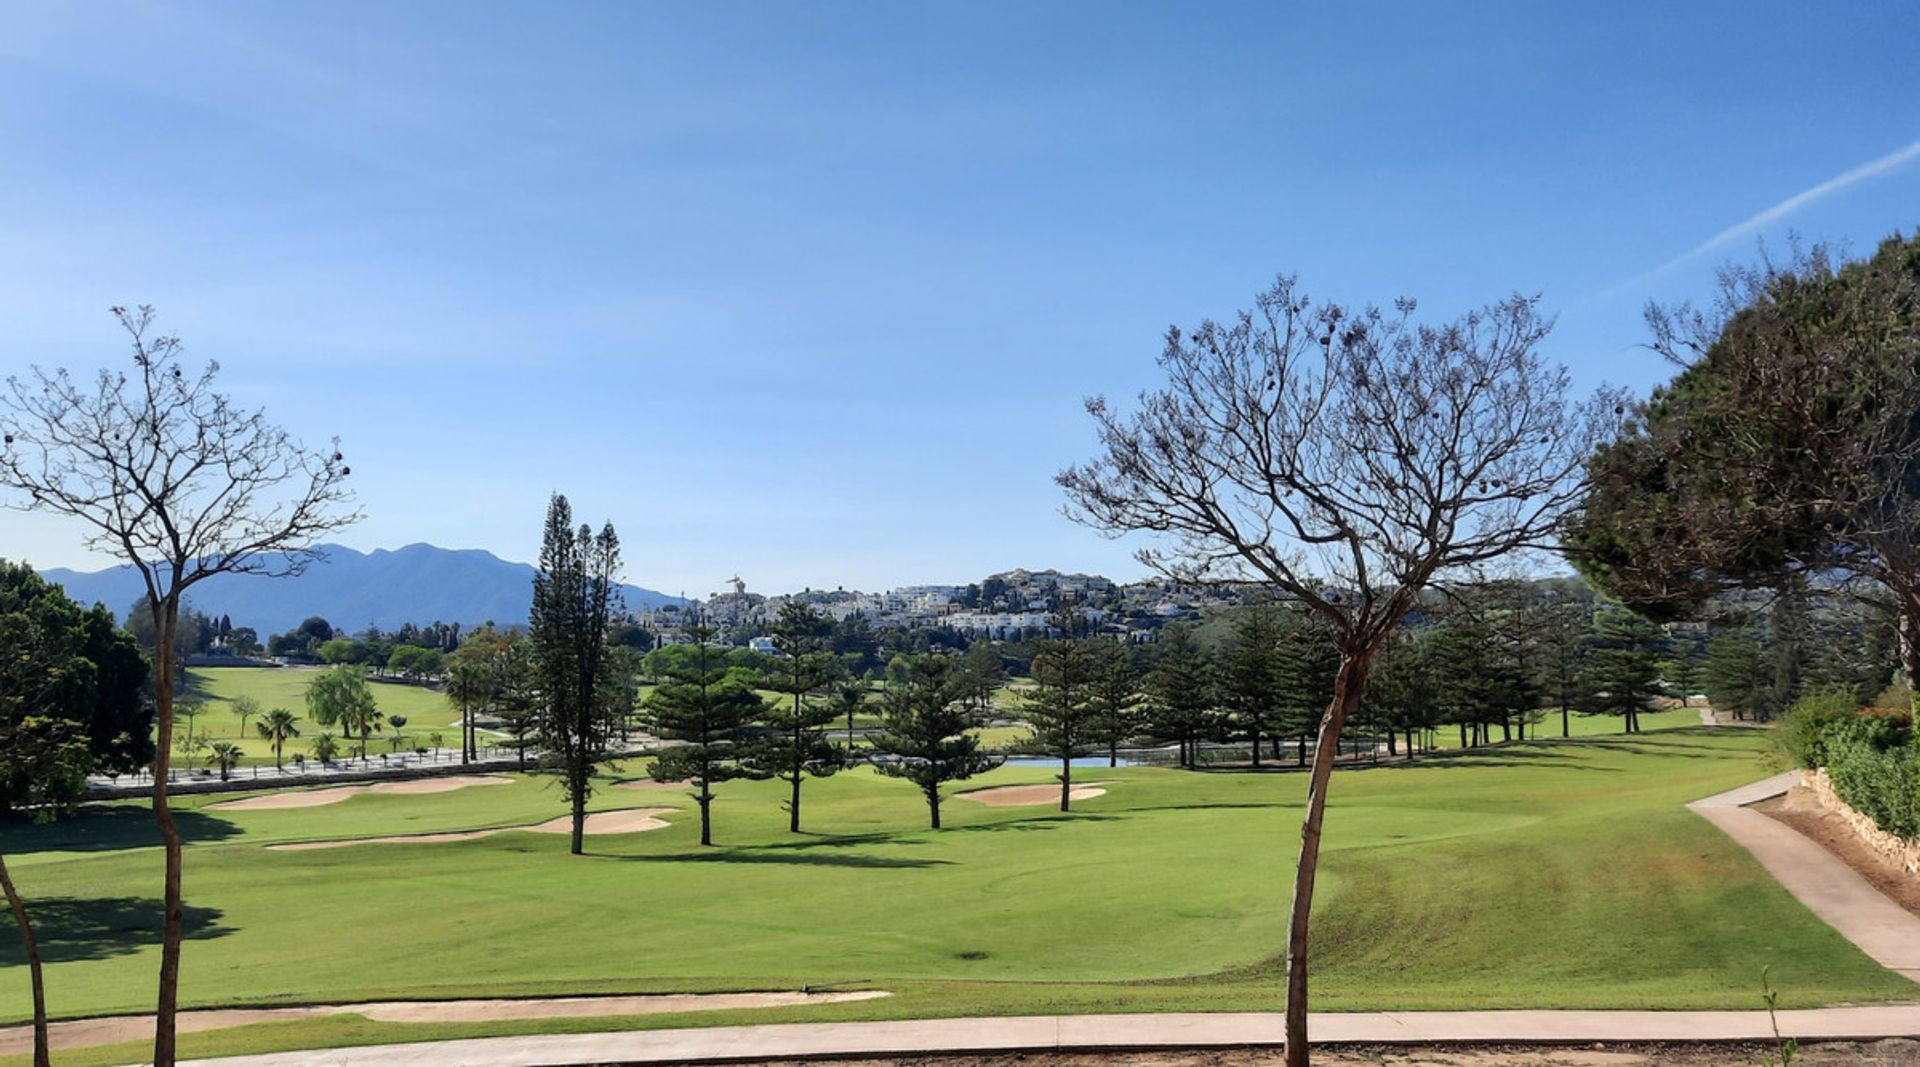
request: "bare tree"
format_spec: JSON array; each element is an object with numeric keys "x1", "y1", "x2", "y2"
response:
[
  {"x1": 1058, "y1": 275, "x2": 1615, "y2": 1066},
  {"x1": 0, "y1": 307, "x2": 357, "y2": 1067}
]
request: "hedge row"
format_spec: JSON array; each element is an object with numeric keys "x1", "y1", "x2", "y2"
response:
[
  {"x1": 1823, "y1": 715, "x2": 1920, "y2": 841},
  {"x1": 1771, "y1": 688, "x2": 1920, "y2": 841}
]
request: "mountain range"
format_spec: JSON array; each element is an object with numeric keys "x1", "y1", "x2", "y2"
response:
[{"x1": 38, "y1": 543, "x2": 684, "y2": 637}]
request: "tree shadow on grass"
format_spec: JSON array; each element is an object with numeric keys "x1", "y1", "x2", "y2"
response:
[
  {"x1": 945, "y1": 813, "x2": 1121, "y2": 832},
  {"x1": 1395, "y1": 747, "x2": 1626, "y2": 773},
  {"x1": 0, "y1": 807, "x2": 241, "y2": 855},
  {"x1": 0, "y1": 896, "x2": 228, "y2": 966},
  {"x1": 1124, "y1": 802, "x2": 1294, "y2": 814},
  {"x1": 601, "y1": 849, "x2": 951, "y2": 869}
]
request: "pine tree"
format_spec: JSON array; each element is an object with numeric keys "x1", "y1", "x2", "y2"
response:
[
  {"x1": 871, "y1": 654, "x2": 993, "y2": 828},
  {"x1": 1145, "y1": 624, "x2": 1218, "y2": 768},
  {"x1": 1088, "y1": 640, "x2": 1143, "y2": 767},
  {"x1": 529, "y1": 493, "x2": 624, "y2": 855},
  {"x1": 1703, "y1": 629, "x2": 1771, "y2": 721},
  {"x1": 1367, "y1": 630, "x2": 1438, "y2": 757},
  {"x1": 644, "y1": 626, "x2": 767, "y2": 845},
  {"x1": 1581, "y1": 607, "x2": 1665, "y2": 733},
  {"x1": 961, "y1": 638, "x2": 1005, "y2": 712},
  {"x1": 1222, "y1": 607, "x2": 1283, "y2": 767},
  {"x1": 762, "y1": 601, "x2": 844, "y2": 833},
  {"x1": 1273, "y1": 610, "x2": 1337, "y2": 765},
  {"x1": 1025, "y1": 638, "x2": 1101, "y2": 810}
]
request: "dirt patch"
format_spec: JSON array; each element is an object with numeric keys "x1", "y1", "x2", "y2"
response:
[
  {"x1": 207, "y1": 775, "x2": 511, "y2": 811},
  {"x1": 0, "y1": 990, "x2": 891, "y2": 1056},
  {"x1": 956, "y1": 782, "x2": 1111, "y2": 807},
  {"x1": 265, "y1": 807, "x2": 679, "y2": 851},
  {"x1": 1755, "y1": 786, "x2": 1920, "y2": 916}
]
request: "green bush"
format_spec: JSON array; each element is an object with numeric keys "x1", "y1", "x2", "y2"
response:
[
  {"x1": 1823, "y1": 714, "x2": 1920, "y2": 841},
  {"x1": 1768, "y1": 687, "x2": 1859, "y2": 770}
]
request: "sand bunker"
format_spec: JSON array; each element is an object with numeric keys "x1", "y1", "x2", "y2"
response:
[
  {"x1": 207, "y1": 775, "x2": 511, "y2": 811},
  {"x1": 526, "y1": 808, "x2": 677, "y2": 834},
  {"x1": 0, "y1": 990, "x2": 891, "y2": 1057},
  {"x1": 208, "y1": 787, "x2": 365, "y2": 811},
  {"x1": 956, "y1": 782, "x2": 1111, "y2": 807},
  {"x1": 267, "y1": 807, "x2": 679, "y2": 851}
]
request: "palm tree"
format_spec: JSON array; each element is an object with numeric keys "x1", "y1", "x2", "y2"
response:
[
  {"x1": 444, "y1": 657, "x2": 489, "y2": 765},
  {"x1": 830, "y1": 679, "x2": 868, "y2": 750},
  {"x1": 348, "y1": 707, "x2": 383, "y2": 760},
  {"x1": 254, "y1": 708, "x2": 300, "y2": 770},
  {"x1": 207, "y1": 742, "x2": 243, "y2": 782},
  {"x1": 311, "y1": 732, "x2": 341, "y2": 764}
]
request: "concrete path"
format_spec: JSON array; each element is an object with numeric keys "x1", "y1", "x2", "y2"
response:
[
  {"x1": 0, "y1": 992, "x2": 894, "y2": 1059},
  {"x1": 1689, "y1": 772, "x2": 1920, "y2": 980},
  {"x1": 174, "y1": 1007, "x2": 1920, "y2": 1066}
]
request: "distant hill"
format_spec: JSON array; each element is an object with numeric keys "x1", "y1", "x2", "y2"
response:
[{"x1": 38, "y1": 543, "x2": 684, "y2": 636}]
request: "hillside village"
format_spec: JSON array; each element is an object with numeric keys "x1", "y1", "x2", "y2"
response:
[{"x1": 634, "y1": 568, "x2": 1230, "y2": 645}]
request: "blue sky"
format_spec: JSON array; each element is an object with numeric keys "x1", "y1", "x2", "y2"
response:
[{"x1": 2, "y1": 1, "x2": 1917, "y2": 597}]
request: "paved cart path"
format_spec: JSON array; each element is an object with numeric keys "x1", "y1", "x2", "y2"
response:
[
  {"x1": 167, "y1": 1006, "x2": 1920, "y2": 1066},
  {"x1": 1688, "y1": 771, "x2": 1920, "y2": 980}
]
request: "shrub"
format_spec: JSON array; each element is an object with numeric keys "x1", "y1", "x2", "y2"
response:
[
  {"x1": 1768, "y1": 687, "x2": 1859, "y2": 770},
  {"x1": 1869, "y1": 681, "x2": 1914, "y2": 718},
  {"x1": 1823, "y1": 715, "x2": 1920, "y2": 840}
]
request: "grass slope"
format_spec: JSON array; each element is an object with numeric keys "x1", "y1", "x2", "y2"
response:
[
  {"x1": 173, "y1": 667, "x2": 457, "y2": 766},
  {"x1": 2, "y1": 725, "x2": 1911, "y2": 1066}
]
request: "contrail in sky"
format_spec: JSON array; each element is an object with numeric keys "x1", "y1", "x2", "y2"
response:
[{"x1": 1648, "y1": 136, "x2": 1920, "y2": 278}]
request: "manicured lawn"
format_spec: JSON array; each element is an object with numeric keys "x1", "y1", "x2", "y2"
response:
[
  {"x1": 1415, "y1": 705, "x2": 1704, "y2": 750},
  {"x1": 3, "y1": 725, "x2": 1912, "y2": 1066},
  {"x1": 170, "y1": 667, "x2": 457, "y2": 766}
]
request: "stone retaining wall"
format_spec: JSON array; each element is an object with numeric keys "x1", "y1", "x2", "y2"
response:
[{"x1": 1802, "y1": 768, "x2": 1920, "y2": 875}]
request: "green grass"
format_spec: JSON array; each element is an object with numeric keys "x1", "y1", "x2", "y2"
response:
[
  {"x1": 169, "y1": 667, "x2": 459, "y2": 766},
  {"x1": 1413, "y1": 705, "x2": 1704, "y2": 750},
  {"x1": 972, "y1": 724, "x2": 1034, "y2": 749},
  {"x1": 3, "y1": 724, "x2": 1913, "y2": 1065}
]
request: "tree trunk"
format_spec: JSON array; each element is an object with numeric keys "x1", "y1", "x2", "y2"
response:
[
  {"x1": 151, "y1": 597, "x2": 185, "y2": 1067},
  {"x1": 1060, "y1": 754, "x2": 1072, "y2": 812},
  {"x1": 570, "y1": 768, "x2": 586, "y2": 856},
  {"x1": 789, "y1": 769, "x2": 803, "y2": 834},
  {"x1": 1561, "y1": 703, "x2": 1569, "y2": 738},
  {"x1": 1251, "y1": 723, "x2": 1263, "y2": 768},
  {"x1": 1283, "y1": 651, "x2": 1372, "y2": 1067},
  {"x1": 698, "y1": 779, "x2": 714, "y2": 846},
  {"x1": 1895, "y1": 588, "x2": 1920, "y2": 697},
  {"x1": 1109, "y1": 740, "x2": 1119, "y2": 768},
  {"x1": 1, "y1": 852, "x2": 50, "y2": 1067},
  {"x1": 927, "y1": 786, "x2": 942, "y2": 830}
]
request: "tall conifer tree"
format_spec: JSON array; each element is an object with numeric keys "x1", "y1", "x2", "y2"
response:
[
  {"x1": 645, "y1": 626, "x2": 766, "y2": 845},
  {"x1": 530, "y1": 493, "x2": 623, "y2": 855}
]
